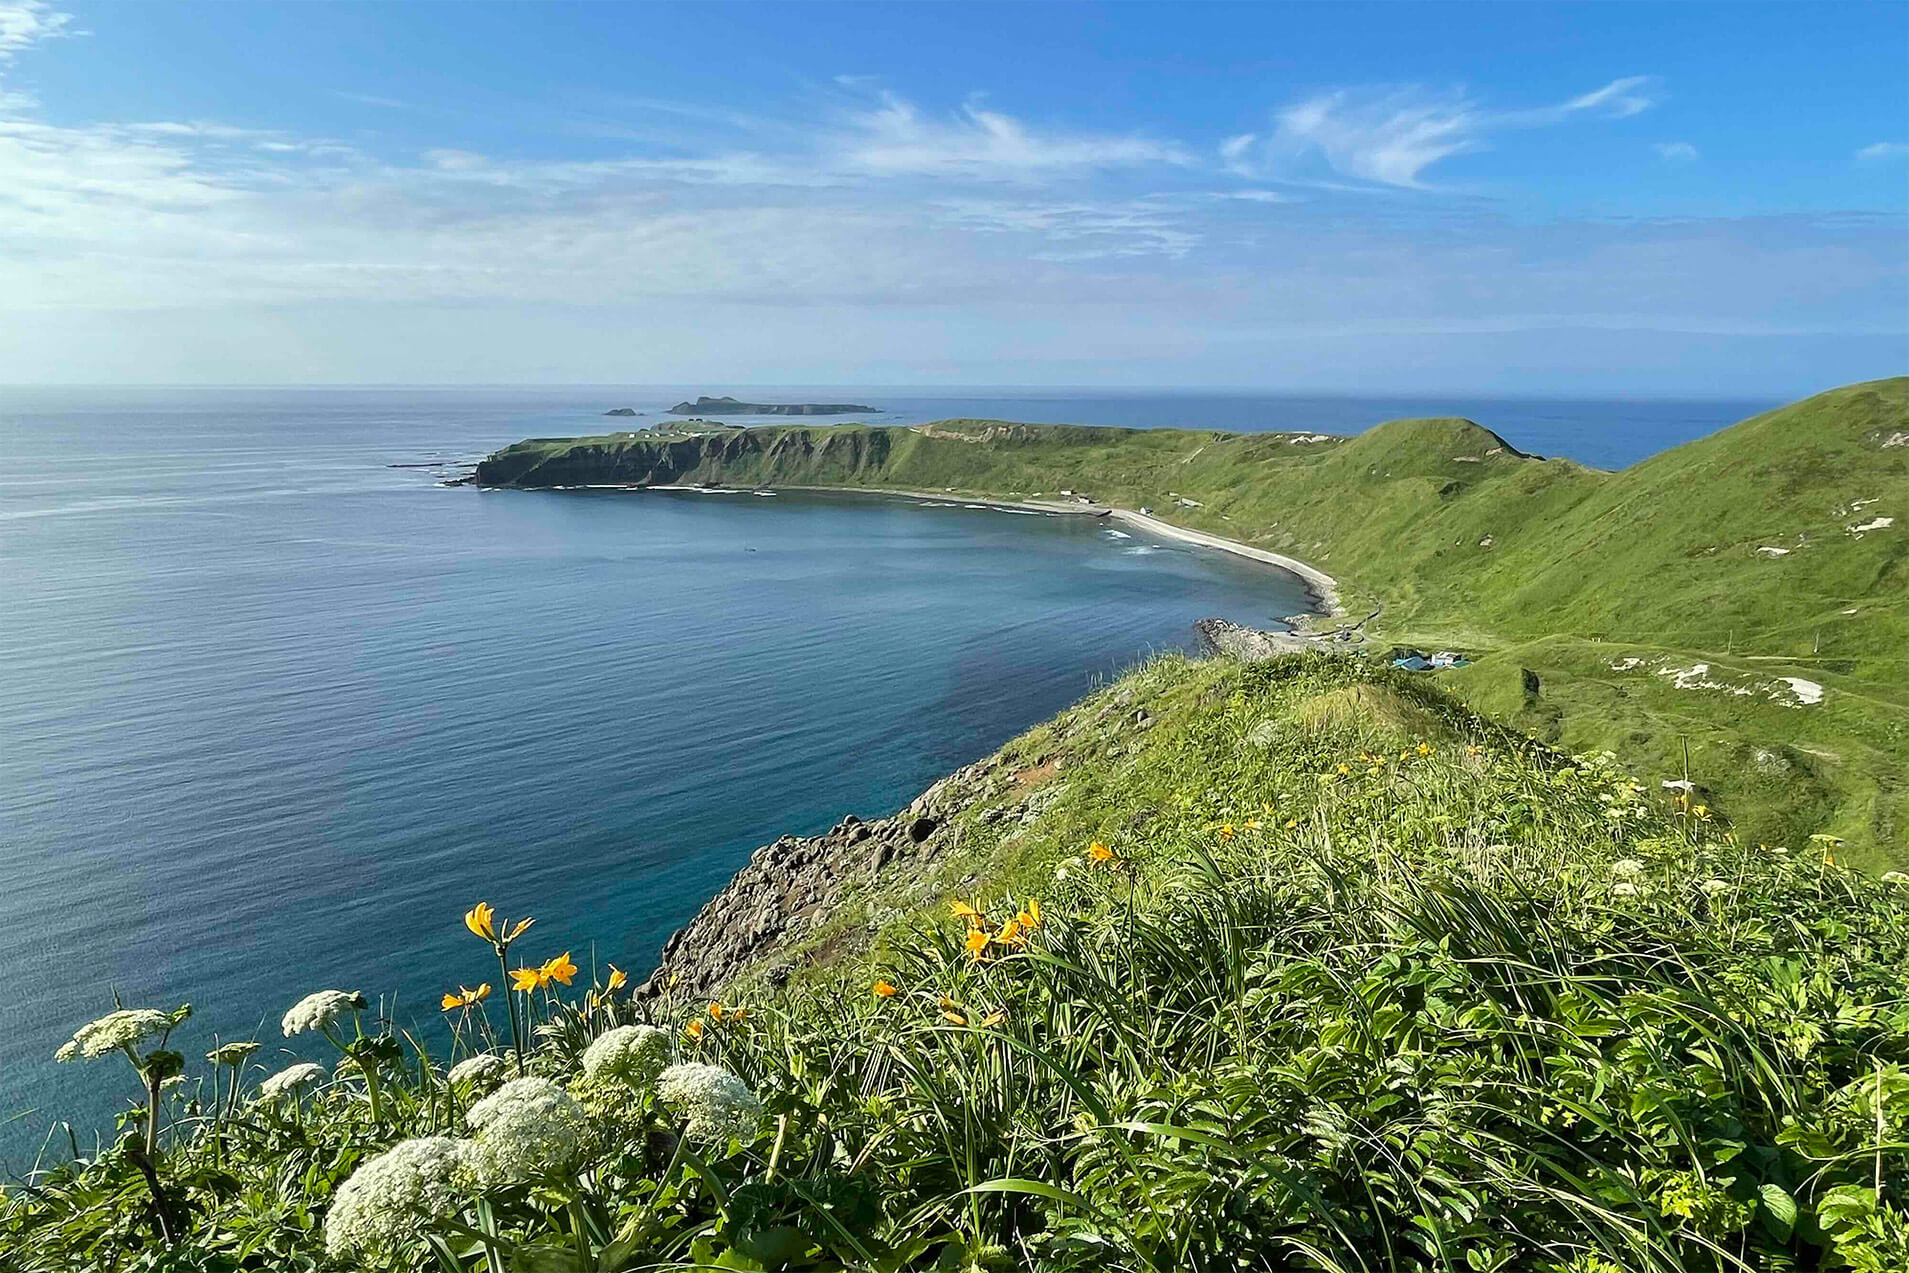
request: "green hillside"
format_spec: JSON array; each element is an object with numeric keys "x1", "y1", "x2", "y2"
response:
[
  {"x1": 12, "y1": 655, "x2": 1907, "y2": 1270},
  {"x1": 476, "y1": 379, "x2": 1909, "y2": 863}
]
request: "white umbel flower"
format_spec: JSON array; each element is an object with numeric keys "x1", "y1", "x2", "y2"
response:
[
  {"x1": 1700, "y1": 878, "x2": 1732, "y2": 896},
  {"x1": 1610, "y1": 881, "x2": 1640, "y2": 897},
  {"x1": 54, "y1": 1009, "x2": 171, "y2": 1062},
  {"x1": 581, "y1": 1025, "x2": 671, "y2": 1088},
  {"x1": 447, "y1": 1052, "x2": 510, "y2": 1089},
  {"x1": 1611, "y1": 859, "x2": 1647, "y2": 877},
  {"x1": 657, "y1": 1062, "x2": 763, "y2": 1143},
  {"x1": 466, "y1": 1077, "x2": 585, "y2": 1184},
  {"x1": 323, "y1": 1136, "x2": 474, "y2": 1259},
  {"x1": 259, "y1": 1061, "x2": 327, "y2": 1101},
  {"x1": 282, "y1": 990, "x2": 365, "y2": 1037}
]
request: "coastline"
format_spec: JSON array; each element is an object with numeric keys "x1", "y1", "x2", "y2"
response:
[{"x1": 504, "y1": 480, "x2": 1344, "y2": 620}]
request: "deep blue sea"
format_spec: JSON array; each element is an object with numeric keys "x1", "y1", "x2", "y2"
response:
[{"x1": 0, "y1": 386, "x2": 1771, "y2": 1161}]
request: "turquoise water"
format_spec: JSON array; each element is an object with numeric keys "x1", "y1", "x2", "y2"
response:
[{"x1": 0, "y1": 386, "x2": 1765, "y2": 1158}]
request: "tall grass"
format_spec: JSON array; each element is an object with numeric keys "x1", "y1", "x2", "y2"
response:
[{"x1": 5, "y1": 655, "x2": 1905, "y2": 1271}]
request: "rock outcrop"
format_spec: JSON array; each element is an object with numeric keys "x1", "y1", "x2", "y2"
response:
[
  {"x1": 1194, "y1": 617, "x2": 1315, "y2": 660},
  {"x1": 602, "y1": 407, "x2": 640, "y2": 417},
  {"x1": 639, "y1": 759, "x2": 997, "y2": 997}
]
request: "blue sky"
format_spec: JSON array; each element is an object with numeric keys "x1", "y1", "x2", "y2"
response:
[{"x1": 0, "y1": 0, "x2": 1903, "y2": 392}]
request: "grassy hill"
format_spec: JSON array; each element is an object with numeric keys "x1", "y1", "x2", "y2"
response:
[
  {"x1": 10, "y1": 654, "x2": 1907, "y2": 1270},
  {"x1": 476, "y1": 379, "x2": 1909, "y2": 863}
]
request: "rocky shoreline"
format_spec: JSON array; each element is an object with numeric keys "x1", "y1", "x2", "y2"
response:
[{"x1": 638, "y1": 762, "x2": 986, "y2": 998}]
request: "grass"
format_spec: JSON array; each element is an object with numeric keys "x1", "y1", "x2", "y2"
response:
[
  {"x1": 8, "y1": 653, "x2": 1907, "y2": 1271},
  {"x1": 475, "y1": 378, "x2": 1909, "y2": 864}
]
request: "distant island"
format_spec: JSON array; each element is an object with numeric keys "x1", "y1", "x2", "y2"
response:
[
  {"x1": 602, "y1": 407, "x2": 640, "y2": 417},
  {"x1": 667, "y1": 395, "x2": 878, "y2": 416}
]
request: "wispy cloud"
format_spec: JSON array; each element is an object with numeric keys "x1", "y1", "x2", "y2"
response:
[
  {"x1": 1654, "y1": 141, "x2": 1699, "y2": 163},
  {"x1": 0, "y1": 0, "x2": 70, "y2": 61},
  {"x1": 1231, "y1": 76, "x2": 1661, "y2": 189},
  {"x1": 836, "y1": 91, "x2": 1189, "y2": 181},
  {"x1": 1856, "y1": 141, "x2": 1909, "y2": 163}
]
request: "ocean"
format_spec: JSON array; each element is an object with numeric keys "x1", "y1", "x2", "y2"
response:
[{"x1": 0, "y1": 385, "x2": 1771, "y2": 1159}]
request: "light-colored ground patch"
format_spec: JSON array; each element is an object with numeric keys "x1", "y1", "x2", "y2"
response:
[
  {"x1": 1757, "y1": 546, "x2": 1791, "y2": 556},
  {"x1": 1610, "y1": 657, "x2": 1825, "y2": 708},
  {"x1": 1774, "y1": 677, "x2": 1825, "y2": 706},
  {"x1": 1849, "y1": 515, "x2": 1894, "y2": 534}
]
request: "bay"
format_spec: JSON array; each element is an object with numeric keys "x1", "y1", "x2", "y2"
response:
[{"x1": 0, "y1": 385, "x2": 1764, "y2": 1158}]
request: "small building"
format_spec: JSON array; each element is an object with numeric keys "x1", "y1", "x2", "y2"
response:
[{"x1": 1393, "y1": 655, "x2": 1433, "y2": 672}]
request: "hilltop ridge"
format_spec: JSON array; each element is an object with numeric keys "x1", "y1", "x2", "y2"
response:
[{"x1": 473, "y1": 379, "x2": 1908, "y2": 861}]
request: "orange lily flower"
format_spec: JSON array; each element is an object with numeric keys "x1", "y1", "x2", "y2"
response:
[
  {"x1": 509, "y1": 967, "x2": 541, "y2": 993},
  {"x1": 605, "y1": 965, "x2": 628, "y2": 992},
  {"x1": 1087, "y1": 841, "x2": 1114, "y2": 864},
  {"x1": 949, "y1": 899, "x2": 983, "y2": 926},
  {"x1": 685, "y1": 1018, "x2": 704, "y2": 1040},
  {"x1": 464, "y1": 902, "x2": 496, "y2": 942},
  {"x1": 1016, "y1": 899, "x2": 1041, "y2": 929},
  {"x1": 708, "y1": 1002, "x2": 725, "y2": 1021},
  {"x1": 539, "y1": 951, "x2": 577, "y2": 986},
  {"x1": 965, "y1": 927, "x2": 991, "y2": 960},
  {"x1": 441, "y1": 982, "x2": 492, "y2": 1011},
  {"x1": 872, "y1": 980, "x2": 898, "y2": 998},
  {"x1": 997, "y1": 918, "x2": 1026, "y2": 947}
]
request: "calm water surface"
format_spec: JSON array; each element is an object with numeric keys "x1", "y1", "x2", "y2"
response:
[{"x1": 0, "y1": 386, "x2": 1767, "y2": 1157}]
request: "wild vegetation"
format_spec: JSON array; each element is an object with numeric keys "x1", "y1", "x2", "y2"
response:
[
  {"x1": 475, "y1": 379, "x2": 1909, "y2": 865},
  {"x1": 7, "y1": 654, "x2": 1906, "y2": 1271}
]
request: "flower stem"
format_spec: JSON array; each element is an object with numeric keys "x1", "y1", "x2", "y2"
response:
[{"x1": 497, "y1": 947, "x2": 525, "y2": 1075}]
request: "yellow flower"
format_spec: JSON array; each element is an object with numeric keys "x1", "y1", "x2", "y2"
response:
[
  {"x1": 872, "y1": 980, "x2": 898, "y2": 998},
  {"x1": 605, "y1": 965, "x2": 628, "y2": 992},
  {"x1": 440, "y1": 983, "x2": 490, "y2": 1011},
  {"x1": 997, "y1": 918, "x2": 1026, "y2": 947},
  {"x1": 965, "y1": 927, "x2": 991, "y2": 960},
  {"x1": 708, "y1": 1002, "x2": 725, "y2": 1021},
  {"x1": 509, "y1": 966, "x2": 541, "y2": 993},
  {"x1": 1417, "y1": 743, "x2": 1432, "y2": 756},
  {"x1": 504, "y1": 917, "x2": 535, "y2": 943},
  {"x1": 1217, "y1": 823, "x2": 1235, "y2": 840},
  {"x1": 940, "y1": 1010, "x2": 969, "y2": 1026},
  {"x1": 685, "y1": 1018, "x2": 704, "y2": 1040},
  {"x1": 1244, "y1": 818, "x2": 1262, "y2": 831},
  {"x1": 1337, "y1": 764, "x2": 1351, "y2": 776},
  {"x1": 1016, "y1": 899, "x2": 1042, "y2": 929},
  {"x1": 1087, "y1": 841, "x2": 1114, "y2": 864},
  {"x1": 464, "y1": 902, "x2": 496, "y2": 942},
  {"x1": 540, "y1": 952, "x2": 577, "y2": 986},
  {"x1": 978, "y1": 1011, "x2": 1006, "y2": 1028},
  {"x1": 1285, "y1": 818, "x2": 1298, "y2": 829},
  {"x1": 949, "y1": 899, "x2": 983, "y2": 926}
]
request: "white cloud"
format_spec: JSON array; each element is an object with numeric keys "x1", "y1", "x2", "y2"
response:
[
  {"x1": 0, "y1": 0, "x2": 69, "y2": 61},
  {"x1": 1654, "y1": 141, "x2": 1699, "y2": 163},
  {"x1": 836, "y1": 92, "x2": 1188, "y2": 181},
  {"x1": 1856, "y1": 141, "x2": 1909, "y2": 163},
  {"x1": 1240, "y1": 76, "x2": 1661, "y2": 189}
]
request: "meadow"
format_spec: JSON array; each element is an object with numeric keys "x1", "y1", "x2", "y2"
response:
[
  {"x1": 478, "y1": 378, "x2": 1909, "y2": 865},
  {"x1": 7, "y1": 654, "x2": 1905, "y2": 1271}
]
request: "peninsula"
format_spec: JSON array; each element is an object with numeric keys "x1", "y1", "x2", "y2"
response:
[
  {"x1": 666, "y1": 394, "x2": 878, "y2": 416},
  {"x1": 475, "y1": 378, "x2": 1909, "y2": 866}
]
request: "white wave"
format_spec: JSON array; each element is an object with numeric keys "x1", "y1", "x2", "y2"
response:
[{"x1": 1103, "y1": 529, "x2": 1132, "y2": 539}]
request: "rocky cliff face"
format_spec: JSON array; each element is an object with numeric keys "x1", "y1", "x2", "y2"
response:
[
  {"x1": 635, "y1": 670, "x2": 1171, "y2": 998},
  {"x1": 638, "y1": 758, "x2": 993, "y2": 998},
  {"x1": 473, "y1": 426, "x2": 903, "y2": 490}
]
